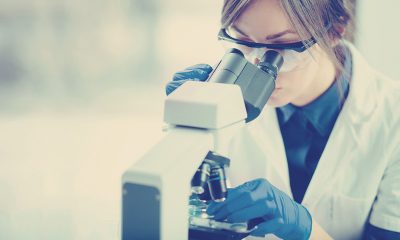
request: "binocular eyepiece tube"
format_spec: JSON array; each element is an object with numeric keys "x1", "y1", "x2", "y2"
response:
[{"x1": 207, "y1": 48, "x2": 283, "y2": 123}]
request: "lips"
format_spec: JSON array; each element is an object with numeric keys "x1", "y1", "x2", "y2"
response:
[{"x1": 275, "y1": 83, "x2": 282, "y2": 89}]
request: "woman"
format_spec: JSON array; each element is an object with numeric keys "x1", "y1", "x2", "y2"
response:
[{"x1": 166, "y1": 0, "x2": 400, "y2": 239}]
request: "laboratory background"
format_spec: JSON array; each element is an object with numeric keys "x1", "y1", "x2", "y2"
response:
[{"x1": 0, "y1": 0, "x2": 399, "y2": 239}]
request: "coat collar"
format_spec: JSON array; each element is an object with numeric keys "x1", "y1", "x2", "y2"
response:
[
  {"x1": 277, "y1": 46, "x2": 352, "y2": 137},
  {"x1": 342, "y1": 42, "x2": 378, "y2": 123},
  {"x1": 277, "y1": 76, "x2": 350, "y2": 137},
  {"x1": 302, "y1": 42, "x2": 379, "y2": 207},
  {"x1": 246, "y1": 106, "x2": 292, "y2": 195}
]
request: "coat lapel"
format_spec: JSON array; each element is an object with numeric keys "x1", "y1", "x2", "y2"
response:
[
  {"x1": 302, "y1": 42, "x2": 378, "y2": 208},
  {"x1": 247, "y1": 106, "x2": 292, "y2": 195}
]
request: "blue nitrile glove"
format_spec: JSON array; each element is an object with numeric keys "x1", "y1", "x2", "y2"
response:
[
  {"x1": 165, "y1": 64, "x2": 213, "y2": 96},
  {"x1": 206, "y1": 178, "x2": 312, "y2": 240}
]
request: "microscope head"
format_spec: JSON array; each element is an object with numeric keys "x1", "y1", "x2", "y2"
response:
[{"x1": 208, "y1": 48, "x2": 283, "y2": 122}]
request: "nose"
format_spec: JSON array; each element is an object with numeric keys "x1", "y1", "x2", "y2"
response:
[
  {"x1": 247, "y1": 48, "x2": 265, "y2": 65},
  {"x1": 244, "y1": 54, "x2": 260, "y2": 65}
]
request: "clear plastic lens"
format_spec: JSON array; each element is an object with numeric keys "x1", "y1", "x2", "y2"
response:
[
  {"x1": 220, "y1": 40, "x2": 312, "y2": 73},
  {"x1": 220, "y1": 40, "x2": 253, "y2": 56},
  {"x1": 247, "y1": 47, "x2": 312, "y2": 72}
]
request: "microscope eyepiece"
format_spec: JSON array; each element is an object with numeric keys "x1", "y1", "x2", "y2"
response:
[
  {"x1": 257, "y1": 50, "x2": 284, "y2": 78},
  {"x1": 226, "y1": 48, "x2": 244, "y2": 57},
  {"x1": 261, "y1": 50, "x2": 284, "y2": 69}
]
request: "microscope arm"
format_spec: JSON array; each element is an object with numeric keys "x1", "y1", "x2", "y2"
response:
[{"x1": 122, "y1": 127, "x2": 213, "y2": 239}]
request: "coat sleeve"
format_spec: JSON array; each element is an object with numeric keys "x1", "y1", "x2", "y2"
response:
[{"x1": 368, "y1": 143, "x2": 400, "y2": 232}]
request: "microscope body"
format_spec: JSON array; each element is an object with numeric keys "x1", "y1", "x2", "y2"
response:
[{"x1": 122, "y1": 81, "x2": 247, "y2": 240}]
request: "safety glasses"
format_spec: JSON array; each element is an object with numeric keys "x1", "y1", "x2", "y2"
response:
[
  {"x1": 218, "y1": 28, "x2": 317, "y2": 52},
  {"x1": 217, "y1": 28, "x2": 317, "y2": 72}
]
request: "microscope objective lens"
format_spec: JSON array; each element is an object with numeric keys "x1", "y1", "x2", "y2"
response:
[
  {"x1": 208, "y1": 166, "x2": 227, "y2": 202},
  {"x1": 191, "y1": 163, "x2": 211, "y2": 194}
]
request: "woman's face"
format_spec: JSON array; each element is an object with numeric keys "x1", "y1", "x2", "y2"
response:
[{"x1": 230, "y1": 0, "x2": 335, "y2": 107}]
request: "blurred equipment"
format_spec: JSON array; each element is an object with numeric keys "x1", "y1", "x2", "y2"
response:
[{"x1": 121, "y1": 48, "x2": 283, "y2": 240}]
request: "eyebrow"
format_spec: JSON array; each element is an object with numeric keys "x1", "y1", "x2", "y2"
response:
[{"x1": 231, "y1": 25, "x2": 296, "y2": 41}]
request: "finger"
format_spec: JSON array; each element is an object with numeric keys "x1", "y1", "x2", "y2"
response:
[
  {"x1": 186, "y1": 64, "x2": 213, "y2": 73},
  {"x1": 207, "y1": 187, "x2": 248, "y2": 215},
  {"x1": 208, "y1": 179, "x2": 265, "y2": 215},
  {"x1": 207, "y1": 188, "x2": 241, "y2": 214},
  {"x1": 172, "y1": 68, "x2": 210, "y2": 81},
  {"x1": 212, "y1": 193, "x2": 254, "y2": 220},
  {"x1": 225, "y1": 179, "x2": 264, "y2": 204},
  {"x1": 250, "y1": 218, "x2": 284, "y2": 237},
  {"x1": 207, "y1": 179, "x2": 265, "y2": 215},
  {"x1": 249, "y1": 178, "x2": 276, "y2": 201},
  {"x1": 165, "y1": 80, "x2": 187, "y2": 95},
  {"x1": 206, "y1": 201, "x2": 224, "y2": 215},
  {"x1": 226, "y1": 200, "x2": 275, "y2": 223}
]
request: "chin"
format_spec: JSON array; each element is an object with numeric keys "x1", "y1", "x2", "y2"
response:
[
  {"x1": 266, "y1": 99, "x2": 288, "y2": 108},
  {"x1": 266, "y1": 93, "x2": 290, "y2": 108}
]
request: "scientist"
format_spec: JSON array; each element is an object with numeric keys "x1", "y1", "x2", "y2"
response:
[{"x1": 166, "y1": 0, "x2": 400, "y2": 239}]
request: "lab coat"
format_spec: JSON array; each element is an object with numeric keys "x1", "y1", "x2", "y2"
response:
[{"x1": 226, "y1": 43, "x2": 400, "y2": 240}]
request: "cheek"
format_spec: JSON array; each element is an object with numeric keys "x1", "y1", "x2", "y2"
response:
[
  {"x1": 266, "y1": 48, "x2": 323, "y2": 107},
  {"x1": 277, "y1": 59, "x2": 319, "y2": 90},
  {"x1": 275, "y1": 71, "x2": 306, "y2": 91},
  {"x1": 267, "y1": 64, "x2": 317, "y2": 106}
]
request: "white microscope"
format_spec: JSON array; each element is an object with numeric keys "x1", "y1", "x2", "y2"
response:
[{"x1": 122, "y1": 48, "x2": 283, "y2": 240}]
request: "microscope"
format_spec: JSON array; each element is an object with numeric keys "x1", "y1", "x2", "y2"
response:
[{"x1": 122, "y1": 48, "x2": 283, "y2": 240}]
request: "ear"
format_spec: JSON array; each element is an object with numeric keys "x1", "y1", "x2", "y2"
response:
[
  {"x1": 330, "y1": 16, "x2": 347, "y2": 47},
  {"x1": 336, "y1": 24, "x2": 346, "y2": 37},
  {"x1": 330, "y1": 26, "x2": 346, "y2": 47}
]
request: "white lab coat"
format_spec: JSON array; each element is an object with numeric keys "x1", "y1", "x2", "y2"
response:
[{"x1": 226, "y1": 43, "x2": 400, "y2": 240}]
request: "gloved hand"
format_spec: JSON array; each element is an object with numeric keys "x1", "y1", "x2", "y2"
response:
[
  {"x1": 206, "y1": 178, "x2": 312, "y2": 240},
  {"x1": 165, "y1": 64, "x2": 213, "y2": 96}
]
